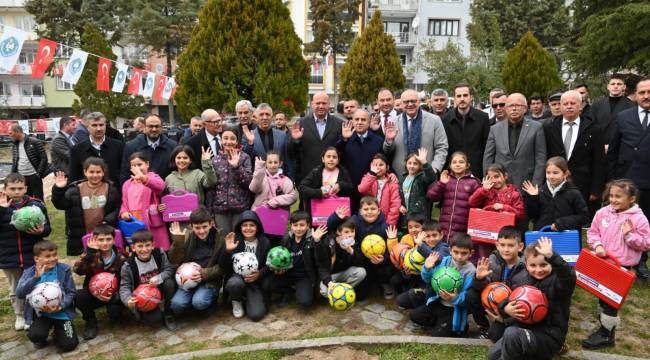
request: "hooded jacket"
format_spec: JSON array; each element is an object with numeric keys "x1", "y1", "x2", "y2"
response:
[
  {"x1": 0, "y1": 196, "x2": 52, "y2": 269},
  {"x1": 218, "y1": 210, "x2": 270, "y2": 281},
  {"x1": 524, "y1": 182, "x2": 590, "y2": 231},
  {"x1": 426, "y1": 173, "x2": 481, "y2": 242}
]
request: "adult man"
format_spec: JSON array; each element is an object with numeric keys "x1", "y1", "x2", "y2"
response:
[
  {"x1": 73, "y1": 111, "x2": 124, "y2": 144},
  {"x1": 591, "y1": 74, "x2": 635, "y2": 142},
  {"x1": 442, "y1": 83, "x2": 490, "y2": 178},
  {"x1": 120, "y1": 114, "x2": 178, "y2": 184},
  {"x1": 69, "y1": 112, "x2": 124, "y2": 185},
  {"x1": 483, "y1": 88, "x2": 505, "y2": 119},
  {"x1": 289, "y1": 91, "x2": 343, "y2": 184},
  {"x1": 185, "y1": 109, "x2": 223, "y2": 169},
  {"x1": 235, "y1": 100, "x2": 256, "y2": 134},
  {"x1": 342, "y1": 99, "x2": 359, "y2": 121},
  {"x1": 574, "y1": 84, "x2": 592, "y2": 119},
  {"x1": 430, "y1": 88, "x2": 449, "y2": 118},
  {"x1": 383, "y1": 89, "x2": 448, "y2": 175},
  {"x1": 274, "y1": 112, "x2": 289, "y2": 132},
  {"x1": 483, "y1": 93, "x2": 546, "y2": 186},
  {"x1": 529, "y1": 94, "x2": 549, "y2": 121},
  {"x1": 489, "y1": 93, "x2": 508, "y2": 125},
  {"x1": 50, "y1": 116, "x2": 76, "y2": 174},
  {"x1": 181, "y1": 116, "x2": 203, "y2": 144},
  {"x1": 126, "y1": 116, "x2": 146, "y2": 141},
  {"x1": 242, "y1": 103, "x2": 292, "y2": 178},
  {"x1": 548, "y1": 91, "x2": 563, "y2": 119},
  {"x1": 370, "y1": 88, "x2": 398, "y2": 136},
  {"x1": 9, "y1": 124, "x2": 49, "y2": 199}
]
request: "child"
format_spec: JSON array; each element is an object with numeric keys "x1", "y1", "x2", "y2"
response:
[
  {"x1": 52, "y1": 157, "x2": 120, "y2": 256},
  {"x1": 488, "y1": 238, "x2": 576, "y2": 360},
  {"x1": 411, "y1": 233, "x2": 475, "y2": 337},
  {"x1": 168, "y1": 207, "x2": 224, "y2": 315},
  {"x1": 399, "y1": 148, "x2": 436, "y2": 229},
  {"x1": 121, "y1": 152, "x2": 169, "y2": 250},
  {"x1": 583, "y1": 180, "x2": 650, "y2": 349},
  {"x1": 119, "y1": 229, "x2": 177, "y2": 331},
  {"x1": 390, "y1": 213, "x2": 426, "y2": 248},
  {"x1": 522, "y1": 156, "x2": 590, "y2": 232},
  {"x1": 426, "y1": 151, "x2": 481, "y2": 242},
  {"x1": 298, "y1": 146, "x2": 354, "y2": 214},
  {"x1": 73, "y1": 224, "x2": 128, "y2": 340},
  {"x1": 358, "y1": 153, "x2": 401, "y2": 226},
  {"x1": 16, "y1": 240, "x2": 78, "y2": 352},
  {"x1": 0, "y1": 173, "x2": 52, "y2": 331},
  {"x1": 220, "y1": 210, "x2": 271, "y2": 321},
  {"x1": 164, "y1": 145, "x2": 217, "y2": 206}
]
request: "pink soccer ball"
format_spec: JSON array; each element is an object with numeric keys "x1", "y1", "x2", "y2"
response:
[{"x1": 175, "y1": 262, "x2": 201, "y2": 290}]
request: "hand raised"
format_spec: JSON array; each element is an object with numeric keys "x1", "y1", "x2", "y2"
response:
[
  {"x1": 290, "y1": 122, "x2": 304, "y2": 140},
  {"x1": 416, "y1": 147, "x2": 428, "y2": 165},
  {"x1": 312, "y1": 225, "x2": 328, "y2": 242},
  {"x1": 342, "y1": 120, "x2": 354, "y2": 140},
  {"x1": 535, "y1": 236, "x2": 553, "y2": 258},
  {"x1": 482, "y1": 176, "x2": 494, "y2": 191},
  {"x1": 439, "y1": 170, "x2": 450, "y2": 184},
  {"x1": 242, "y1": 125, "x2": 255, "y2": 145},
  {"x1": 386, "y1": 225, "x2": 398, "y2": 240},
  {"x1": 201, "y1": 146, "x2": 214, "y2": 161},
  {"x1": 54, "y1": 171, "x2": 68, "y2": 188},
  {"x1": 170, "y1": 221, "x2": 186, "y2": 237},
  {"x1": 475, "y1": 257, "x2": 493, "y2": 280},
  {"x1": 521, "y1": 180, "x2": 538, "y2": 196},
  {"x1": 225, "y1": 232, "x2": 239, "y2": 252}
]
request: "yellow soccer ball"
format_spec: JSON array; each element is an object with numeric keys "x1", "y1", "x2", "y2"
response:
[
  {"x1": 360, "y1": 234, "x2": 386, "y2": 258},
  {"x1": 328, "y1": 282, "x2": 356, "y2": 311},
  {"x1": 403, "y1": 247, "x2": 426, "y2": 273}
]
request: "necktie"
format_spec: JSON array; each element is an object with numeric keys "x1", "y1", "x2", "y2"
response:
[
  {"x1": 564, "y1": 122, "x2": 575, "y2": 158},
  {"x1": 384, "y1": 114, "x2": 389, "y2": 129},
  {"x1": 642, "y1": 110, "x2": 649, "y2": 131}
]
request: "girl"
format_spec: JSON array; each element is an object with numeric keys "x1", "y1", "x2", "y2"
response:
[
  {"x1": 521, "y1": 156, "x2": 590, "y2": 232},
  {"x1": 120, "y1": 152, "x2": 169, "y2": 250},
  {"x1": 165, "y1": 145, "x2": 217, "y2": 206},
  {"x1": 358, "y1": 153, "x2": 401, "y2": 226},
  {"x1": 52, "y1": 157, "x2": 120, "y2": 256},
  {"x1": 399, "y1": 147, "x2": 435, "y2": 228},
  {"x1": 426, "y1": 151, "x2": 481, "y2": 242},
  {"x1": 206, "y1": 128, "x2": 252, "y2": 235},
  {"x1": 298, "y1": 147, "x2": 354, "y2": 214},
  {"x1": 583, "y1": 179, "x2": 650, "y2": 349},
  {"x1": 249, "y1": 150, "x2": 297, "y2": 212}
]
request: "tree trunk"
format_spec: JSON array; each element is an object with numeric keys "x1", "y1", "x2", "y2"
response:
[
  {"x1": 332, "y1": 50, "x2": 337, "y2": 103},
  {"x1": 165, "y1": 43, "x2": 175, "y2": 125}
]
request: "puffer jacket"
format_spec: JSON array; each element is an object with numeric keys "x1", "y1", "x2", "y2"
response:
[
  {"x1": 207, "y1": 148, "x2": 253, "y2": 214},
  {"x1": 357, "y1": 172, "x2": 401, "y2": 226},
  {"x1": 426, "y1": 173, "x2": 481, "y2": 242},
  {"x1": 524, "y1": 182, "x2": 589, "y2": 231},
  {"x1": 0, "y1": 196, "x2": 52, "y2": 269},
  {"x1": 468, "y1": 184, "x2": 525, "y2": 221},
  {"x1": 399, "y1": 163, "x2": 437, "y2": 223},
  {"x1": 12, "y1": 136, "x2": 50, "y2": 178}
]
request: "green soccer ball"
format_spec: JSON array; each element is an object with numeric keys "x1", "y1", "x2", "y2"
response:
[
  {"x1": 11, "y1": 205, "x2": 45, "y2": 232},
  {"x1": 266, "y1": 246, "x2": 292, "y2": 271},
  {"x1": 431, "y1": 266, "x2": 464, "y2": 294}
]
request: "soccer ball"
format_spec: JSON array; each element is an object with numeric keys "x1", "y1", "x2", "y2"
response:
[
  {"x1": 11, "y1": 205, "x2": 45, "y2": 232},
  {"x1": 508, "y1": 285, "x2": 549, "y2": 324},
  {"x1": 481, "y1": 282, "x2": 512, "y2": 314},
  {"x1": 29, "y1": 282, "x2": 62, "y2": 311},
  {"x1": 175, "y1": 262, "x2": 202, "y2": 290},
  {"x1": 403, "y1": 247, "x2": 426, "y2": 273},
  {"x1": 266, "y1": 246, "x2": 292, "y2": 271},
  {"x1": 133, "y1": 284, "x2": 162, "y2": 312},
  {"x1": 389, "y1": 243, "x2": 411, "y2": 269},
  {"x1": 430, "y1": 266, "x2": 464, "y2": 294},
  {"x1": 328, "y1": 283, "x2": 356, "y2": 311},
  {"x1": 360, "y1": 234, "x2": 386, "y2": 258},
  {"x1": 232, "y1": 252, "x2": 259, "y2": 277},
  {"x1": 89, "y1": 272, "x2": 119, "y2": 300}
]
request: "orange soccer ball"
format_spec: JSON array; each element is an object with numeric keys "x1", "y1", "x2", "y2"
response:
[{"x1": 481, "y1": 282, "x2": 512, "y2": 314}]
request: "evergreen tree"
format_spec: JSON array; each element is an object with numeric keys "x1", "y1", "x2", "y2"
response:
[
  {"x1": 174, "y1": 0, "x2": 308, "y2": 119},
  {"x1": 339, "y1": 10, "x2": 404, "y2": 105},
  {"x1": 502, "y1": 31, "x2": 563, "y2": 99},
  {"x1": 71, "y1": 25, "x2": 145, "y2": 123}
]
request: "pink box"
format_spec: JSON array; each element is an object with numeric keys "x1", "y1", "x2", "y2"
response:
[
  {"x1": 82, "y1": 229, "x2": 125, "y2": 250},
  {"x1": 162, "y1": 190, "x2": 199, "y2": 222},
  {"x1": 255, "y1": 206, "x2": 289, "y2": 236},
  {"x1": 311, "y1": 197, "x2": 351, "y2": 226}
]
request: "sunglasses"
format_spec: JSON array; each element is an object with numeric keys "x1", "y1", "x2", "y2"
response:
[{"x1": 492, "y1": 103, "x2": 507, "y2": 108}]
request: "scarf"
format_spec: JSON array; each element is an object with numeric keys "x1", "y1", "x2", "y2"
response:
[{"x1": 402, "y1": 108, "x2": 423, "y2": 155}]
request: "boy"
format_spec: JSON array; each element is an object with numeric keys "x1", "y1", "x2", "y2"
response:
[
  {"x1": 468, "y1": 226, "x2": 527, "y2": 340},
  {"x1": 411, "y1": 233, "x2": 475, "y2": 337},
  {"x1": 488, "y1": 237, "x2": 576, "y2": 360},
  {"x1": 168, "y1": 207, "x2": 224, "y2": 315},
  {"x1": 0, "y1": 173, "x2": 51, "y2": 331},
  {"x1": 389, "y1": 213, "x2": 425, "y2": 248},
  {"x1": 74, "y1": 224, "x2": 128, "y2": 339},
  {"x1": 119, "y1": 229, "x2": 177, "y2": 331},
  {"x1": 16, "y1": 240, "x2": 78, "y2": 351}
]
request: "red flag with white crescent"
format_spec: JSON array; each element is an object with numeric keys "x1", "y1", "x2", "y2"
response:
[
  {"x1": 31, "y1": 39, "x2": 58, "y2": 79},
  {"x1": 96, "y1": 57, "x2": 112, "y2": 91},
  {"x1": 154, "y1": 75, "x2": 167, "y2": 100},
  {"x1": 127, "y1": 67, "x2": 142, "y2": 95}
]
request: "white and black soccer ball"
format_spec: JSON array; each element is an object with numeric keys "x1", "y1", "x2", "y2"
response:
[
  {"x1": 232, "y1": 252, "x2": 259, "y2": 277},
  {"x1": 29, "y1": 282, "x2": 63, "y2": 311}
]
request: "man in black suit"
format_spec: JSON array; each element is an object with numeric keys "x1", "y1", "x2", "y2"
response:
[
  {"x1": 591, "y1": 74, "x2": 635, "y2": 146},
  {"x1": 185, "y1": 109, "x2": 224, "y2": 169}
]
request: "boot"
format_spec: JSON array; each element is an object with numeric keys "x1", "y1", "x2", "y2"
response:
[
  {"x1": 82, "y1": 318, "x2": 98, "y2": 340},
  {"x1": 582, "y1": 314, "x2": 618, "y2": 349},
  {"x1": 163, "y1": 312, "x2": 178, "y2": 331}
]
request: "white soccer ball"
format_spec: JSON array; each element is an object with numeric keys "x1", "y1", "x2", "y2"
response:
[
  {"x1": 232, "y1": 252, "x2": 259, "y2": 277},
  {"x1": 29, "y1": 282, "x2": 63, "y2": 311},
  {"x1": 175, "y1": 262, "x2": 201, "y2": 290}
]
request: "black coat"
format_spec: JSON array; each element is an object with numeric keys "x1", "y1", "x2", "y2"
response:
[
  {"x1": 69, "y1": 138, "x2": 124, "y2": 186},
  {"x1": 280, "y1": 232, "x2": 330, "y2": 287},
  {"x1": 442, "y1": 107, "x2": 490, "y2": 178},
  {"x1": 11, "y1": 136, "x2": 49, "y2": 178},
  {"x1": 289, "y1": 113, "x2": 344, "y2": 183},
  {"x1": 184, "y1": 129, "x2": 222, "y2": 169},
  {"x1": 120, "y1": 133, "x2": 178, "y2": 185},
  {"x1": 524, "y1": 182, "x2": 590, "y2": 232},
  {"x1": 608, "y1": 106, "x2": 650, "y2": 188},
  {"x1": 298, "y1": 164, "x2": 355, "y2": 213},
  {"x1": 0, "y1": 197, "x2": 51, "y2": 269},
  {"x1": 591, "y1": 96, "x2": 635, "y2": 142},
  {"x1": 218, "y1": 210, "x2": 271, "y2": 280},
  {"x1": 315, "y1": 235, "x2": 366, "y2": 285}
]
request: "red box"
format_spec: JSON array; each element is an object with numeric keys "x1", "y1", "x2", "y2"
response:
[
  {"x1": 467, "y1": 208, "x2": 516, "y2": 244},
  {"x1": 311, "y1": 197, "x2": 350, "y2": 226},
  {"x1": 575, "y1": 249, "x2": 636, "y2": 309}
]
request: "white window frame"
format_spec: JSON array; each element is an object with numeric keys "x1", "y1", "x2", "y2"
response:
[
  {"x1": 56, "y1": 76, "x2": 74, "y2": 91},
  {"x1": 428, "y1": 19, "x2": 460, "y2": 37}
]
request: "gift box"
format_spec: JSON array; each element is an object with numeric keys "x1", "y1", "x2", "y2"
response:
[
  {"x1": 467, "y1": 208, "x2": 516, "y2": 244},
  {"x1": 311, "y1": 197, "x2": 350, "y2": 226},
  {"x1": 575, "y1": 249, "x2": 636, "y2": 309},
  {"x1": 525, "y1": 225, "x2": 581, "y2": 266},
  {"x1": 161, "y1": 190, "x2": 199, "y2": 222}
]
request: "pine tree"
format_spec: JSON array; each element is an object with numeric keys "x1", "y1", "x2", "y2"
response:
[
  {"x1": 339, "y1": 10, "x2": 404, "y2": 105},
  {"x1": 174, "y1": 0, "x2": 308, "y2": 119},
  {"x1": 502, "y1": 31, "x2": 563, "y2": 99},
  {"x1": 71, "y1": 25, "x2": 145, "y2": 123}
]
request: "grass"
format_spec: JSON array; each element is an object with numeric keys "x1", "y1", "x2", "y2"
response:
[
  {"x1": 191, "y1": 350, "x2": 289, "y2": 360},
  {"x1": 365, "y1": 343, "x2": 487, "y2": 360}
]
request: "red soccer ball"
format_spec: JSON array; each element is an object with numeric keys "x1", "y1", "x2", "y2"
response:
[
  {"x1": 89, "y1": 272, "x2": 119, "y2": 301},
  {"x1": 133, "y1": 284, "x2": 162, "y2": 312},
  {"x1": 508, "y1": 285, "x2": 549, "y2": 324},
  {"x1": 481, "y1": 282, "x2": 512, "y2": 314}
]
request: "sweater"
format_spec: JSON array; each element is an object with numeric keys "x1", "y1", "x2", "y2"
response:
[{"x1": 164, "y1": 159, "x2": 218, "y2": 205}]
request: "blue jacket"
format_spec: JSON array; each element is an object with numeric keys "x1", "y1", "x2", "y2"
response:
[
  {"x1": 16, "y1": 262, "x2": 77, "y2": 324},
  {"x1": 120, "y1": 133, "x2": 178, "y2": 185},
  {"x1": 336, "y1": 131, "x2": 384, "y2": 186}
]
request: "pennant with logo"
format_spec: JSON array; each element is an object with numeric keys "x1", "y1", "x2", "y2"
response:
[
  {"x1": 112, "y1": 63, "x2": 128, "y2": 93},
  {"x1": 141, "y1": 71, "x2": 156, "y2": 98},
  {"x1": 170, "y1": 84, "x2": 177, "y2": 100},
  {"x1": 31, "y1": 39, "x2": 58, "y2": 79},
  {"x1": 96, "y1": 57, "x2": 112, "y2": 91},
  {"x1": 154, "y1": 75, "x2": 167, "y2": 100},
  {"x1": 162, "y1": 77, "x2": 175, "y2": 100},
  {"x1": 127, "y1": 67, "x2": 142, "y2": 95},
  {"x1": 0, "y1": 26, "x2": 27, "y2": 72},
  {"x1": 61, "y1": 49, "x2": 88, "y2": 84}
]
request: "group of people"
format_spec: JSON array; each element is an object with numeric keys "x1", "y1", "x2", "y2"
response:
[{"x1": 1, "y1": 75, "x2": 650, "y2": 359}]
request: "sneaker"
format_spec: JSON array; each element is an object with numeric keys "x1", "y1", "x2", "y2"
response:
[
  {"x1": 582, "y1": 326, "x2": 615, "y2": 349},
  {"x1": 23, "y1": 324, "x2": 30, "y2": 331},
  {"x1": 232, "y1": 301, "x2": 245, "y2": 318},
  {"x1": 15, "y1": 317, "x2": 25, "y2": 331},
  {"x1": 382, "y1": 284, "x2": 395, "y2": 300},
  {"x1": 558, "y1": 342, "x2": 570, "y2": 355},
  {"x1": 32, "y1": 341, "x2": 47, "y2": 349},
  {"x1": 476, "y1": 329, "x2": 489, "y2": 340},
  {"x1": 82, "y1": 319, "x2": 98, "y2": 340},
  {"x1": 163, "y1": 313, "x2": 178, "y2": 331}
]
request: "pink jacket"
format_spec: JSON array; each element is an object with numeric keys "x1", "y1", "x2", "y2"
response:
[
  {"x1": 249, "y1": 161, "x2": 297, "y2": 211},
  {"x1": 587, "y1": 204, "x2": 650, "y2": 267},
  {"x1": 358, "y1": 172, "x2": 401, "y2": 226}
]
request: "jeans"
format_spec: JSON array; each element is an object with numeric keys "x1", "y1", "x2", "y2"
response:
[{"x1": 170, "y1": 285, "x2": 217, "y2": 314}]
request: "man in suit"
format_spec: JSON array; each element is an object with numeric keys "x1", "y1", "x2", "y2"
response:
[
  {"x1": 483, "y1": 93, "x2": 547, "y2": 186},
  {"x1": 235, "y1": 99, "x2": 256, "y2": 136},
  {"x1": 430, "y1": 88, "x2": 449, "y2": 118},
  {"x1": 242, "y1": 103, "x2": 292, "y2": 178},
  {"x1": 50, "y1": 116, "x2": 76, "y2": 174},
  {"x1": 574, "y1": 83, "x2": 592, "y2": 120},
  {"x1": 185, "y1": 109, "x2": 223, "y2": 169},
  {"x1": 591, "y1": 74, "x2": 635, "y2": 146},
  {"x1": 369, "y1": 88, "x2": 398, "y2": 137},
  {"x1": 489, "y1": 92, "x2": 508, "y2": 126}
]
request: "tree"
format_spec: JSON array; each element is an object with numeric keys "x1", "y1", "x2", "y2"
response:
[
  {"x1": 71, "y1": 25, "x2": 145, "y2": 123},
  {"x1": 305, "y1": 0, "x2": 361, "y2": 100},
  {"x1": 502, "y1": 31, "x2": 563, "y2": 99},
  {"x1": 174, "y1": 0, "x2": 308, "y2": 119},
  {"x1": 339, "y1": 10, "x2": 404, "y2": 105}
]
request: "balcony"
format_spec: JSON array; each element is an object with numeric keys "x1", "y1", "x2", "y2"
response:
[
  {"x1": 387, "y1": 32, "x2": 416, "y2": 48},
  {"x1": 0, "y1": 95, "x2": 46, "y2": 108},
  {"x1": 372, "y1": 0, "x2": 418, "y2": 18}
]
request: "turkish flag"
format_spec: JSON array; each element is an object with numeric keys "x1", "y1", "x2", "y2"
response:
[
  {"x1": 127, "y1": 67, "x2": 142, "y2": 95},
  {"x1": 154, "y1": 75, "x2": 167, "y2": 100},
  {"x1": 170, "y1": 84, "x2": 177, "y2": 100},
  {"x1": 36, "y1": 119, "x2": 48, "y2": 132},
  {"x1": 32, "y1": 39, "x2": 58, "y2": 79},
  {"x1": 96, "y1": 57, "x2": 112, "y2": 91}
]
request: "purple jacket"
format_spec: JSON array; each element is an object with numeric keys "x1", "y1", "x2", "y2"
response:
[
  {"x1": 427, "y1": 173, "x2": 481, "y2": 242},
  {"x1": 207, "y1": 149, "x2": 253, "y2": 214}
]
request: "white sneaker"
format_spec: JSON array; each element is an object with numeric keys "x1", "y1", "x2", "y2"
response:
[
  {"x1": 23, "y1": 324, "x2": 30, "y2": 331},
  {"x1": 15, "y1": 317, "x2": 25, "y2": 331},
  {"x1": 232, "y1": 301, "x2": 245, "y2": 318}
]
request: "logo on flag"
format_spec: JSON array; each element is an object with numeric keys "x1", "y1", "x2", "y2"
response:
[
  {"x1": 0, "y1": 37, "x2": 20, "y2": 57},
  {"x1": 141, "y1": 72, "x2": 156, "y2": 98},
  {"x1": 162, "y1": 77, "x2": 175, "y2": 100},
  {"x1": 61, "y1": 49, "x2": 88, "y2": 85},
  {"x1": 0, "y1": 27, "x2": 26, "y2": 72},
  {"x1": 112, "y1": 63, "x2": 129, "y2": 93}
]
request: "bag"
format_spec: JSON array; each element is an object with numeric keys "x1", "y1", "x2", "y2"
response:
[
  {"x1": 82, "y1": 230, "x2": 125, "y2": 250},
  {"x1": 255, "y1": 206, "x2": 289, "y2": 236},
  {"x1": 467, "y1": 208, "x2": 516, "y2": 244},
  {"x1": 162, "y1": 190, "x2": 199, "y2": 222},
  {"x1": 525, "y1": 225, "x2": 581, "y2": 266},
  {"x1": 118, "y1": 216, "x2": 147, "y2": 241},
  {"x1": 575, "y1": 249, "x2": 636, "y2": 309},
  {"x1": 311, "y1": 197, "x2": 351, "y2": 226}
]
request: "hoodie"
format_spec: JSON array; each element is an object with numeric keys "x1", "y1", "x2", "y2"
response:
[{"x1": 218, "y1": 210, "x2": 270, "y2": 280}]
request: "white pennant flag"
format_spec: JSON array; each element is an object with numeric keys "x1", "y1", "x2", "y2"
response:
[
  {"x1": 141, "y1": 71, "x2": 156, "y2": 98},
  {"x1": 162, "y1": 77, "x2": 175, "y2": 100},
  {"x1": 0, "y1": 26, "x2": 27, "y2": 72},
  {"x1": 112, "y1": 63, "x2": 129, "y2": 93},
  {"x1": 61, "y1": 49, "x2": 88, "y2": 84}
]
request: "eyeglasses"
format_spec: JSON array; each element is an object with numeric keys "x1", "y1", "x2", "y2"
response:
[
  {"x1": 492, "y1": 103, "x2": 506, "y2": 108},
  {"x1": 203, "y1": 119, "x2": 222, "y2": 124},
  {"x1": 402, "y1": 99, "x2": 418, "y2": 105}
]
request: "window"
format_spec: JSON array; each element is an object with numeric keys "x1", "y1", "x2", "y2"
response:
[
  {"x1": 56, "y1": 76, "x2": 74, "y2": 90},
  {"x1": 20, "y1": 83, "x2": 44, "y2": 96},
  {"x1": 0, "y1": 16, "x2": 5, "y2": 25},
  {"x1": 399, "y1": 54, "x2": 407, "y2": 66},
  {"x1": 0, "y1": 81, "x2": 11, "y2": 96},
  {"x1": 15, "y1": 16, "x2": 36, "y2": 32},
  {"x1": 310, "y1": 61, "x2": 323, "y2": 84},
  {"x1": 384, "y1": 22, "x2": 410, "y2": 43},
  {"x1": 19, "y1": 49, "x2": 36, "y2": 64},
  {"x1": 56, "y1": 43, "x2": 73, "y2": 59},
  {"x1": 428, "y1": 19, "x2": 460, "y2": 36}
]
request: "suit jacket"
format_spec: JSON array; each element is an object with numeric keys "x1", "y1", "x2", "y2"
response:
[
  {"x1": 50, "y1": 131, "x2": 74, "y2": 174},
  {"x1": 185, "y1": 129, "x2": 222, "y2": 169},
  {"x1": 591, "y1": 96, "x2": 635, "y2": 142},
  {"x1": 289, "y1": 113, "x2": 343, "y2": 183},
  {"x1": 483, "y1": 118, "x2": 547, "y2": 186},
  {"x1": 608, "y1": 106, "x2": 650, "y2": 188},
  {"x1": 544, "y1": 117, "x2": 605, "y2": 198},
  {"x1": 442, "y1": 107, "x2": 490, "y2": 178},
  {"x1": 69, "y1": 138, "x2": 124, "y2": 185},
  {"x1": 120, "y1": 134, "x2": 178, "y2": 185},
  {"x1": 243, "y1": 127, "x2": 292, "y2": 179}
]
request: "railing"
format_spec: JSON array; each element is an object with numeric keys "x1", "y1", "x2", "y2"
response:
[
  {"x1": 387, "y1": 32, "x2": 414, "y2": 44},
  {"x1": 0, "y1": 95, "x2": 45, "y2": 107},
  {"x1": 375, "y1": 0, "x2": 418, "y2": 11}
]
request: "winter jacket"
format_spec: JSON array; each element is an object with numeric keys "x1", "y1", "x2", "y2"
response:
[
  {"x1": 169, "y1": 227, "x2": 225, "y2": 288},
  {"x1": 335, "y1": 131, "x2": 384, "y2": 187},
  {"x1": 468, "y1": 184, "x2": 525, "y2": 221},
  {"x1": 119, "y1": 248, "x2": 174, "y2": 306},
  {"x1": 524, "y1": 182, "x2": 590, "y2": 232},
  {"x1": 206, "y1": 149, "x2": 253, "y2": 214},
  {"x1": 164, "y1": 159, "x2": 217, "y2": 205},
  {"x1": 120, "y1": 133, "x2": 178, "y2": 185},
  {"x1": 358, "y1": 172, "x2": 401, "y2": 226},
  {"x1": 471, "y1": 250, "x2": 528, "y2": 292},
  {"x1": 442, "y1": 107, "x2": 490, "y2": 178},
  {"x1": 249, "y1": 159, "x2": 297, "y2": 211},
  {"x1": 426, "y1": 173, "x2": 481, "y2": 242},
  {"x1": 316, "y1": 234, "x2": 366, "y2": 285},
  {"x1": 51, "y1": 180, "x2": 120, "y2": 256},
  {"x1": 50, "y1": 131, "x2": 73, "y2": 174},
  {"x1": 218, "y1": 210, "x2": 271, "y2": 281},
  {"x1": 327, "y1": 211, "x2": 389, "y2": 267},
  {"x1": 73, "y1": 246, "x2": 129, "y2": 288},
  {"x1": 12, "y1": 136, "x2": 50, "y2": 178},
  {"x1": 16, "y1": 263, "x2": 77, "y2": 324},
  {"x1": 587, "y1": 204, "x2": 650, "y2": 267},
  {"x1": 399, "y1": 163, "x2": 437, "y2": 224},
  {"x1": 298, "y1": 164, "x2": 355, "y2": 214},
  {"x1": 0, "y1": 196, "x2": 52, "y2": 269}
]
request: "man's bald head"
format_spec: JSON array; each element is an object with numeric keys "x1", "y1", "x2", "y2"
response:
[
  {"x1": 506, "y1": 93, "x2": 528, "y2": 123},
  {"x1": 560, "y1": 90, "x2": 582, "y2": 121},
  {"x1": 200, "y1": 108, "x2": 223, "y2": 136},
  {"x1": 311, "y1": 92, "x2": 330, "y2": 118}
]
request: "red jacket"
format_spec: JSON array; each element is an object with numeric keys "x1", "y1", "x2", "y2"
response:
[
  {"x1": 358, "y1": 172, "x2": 401, "y2": 226},
  {"x1": 468, "y1": 184, "x2": 525, "y2": 221}
]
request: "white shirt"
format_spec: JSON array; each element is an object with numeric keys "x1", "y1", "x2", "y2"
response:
[
  {"x1": 562, "y1": 117, "x2": 580, "y2": 159},
  {"x1": 639, "y1": 106, "x2": 650, "y2": 126},
  {"x1": 205, "y1": 131, "x2": 220, "y2": 154},
  {"x1": 380, "y1": 109, "x2": 397, "y2": 131},
  {"x1": 90, "y1": 136, "x2": 105, "y2": 151}
]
